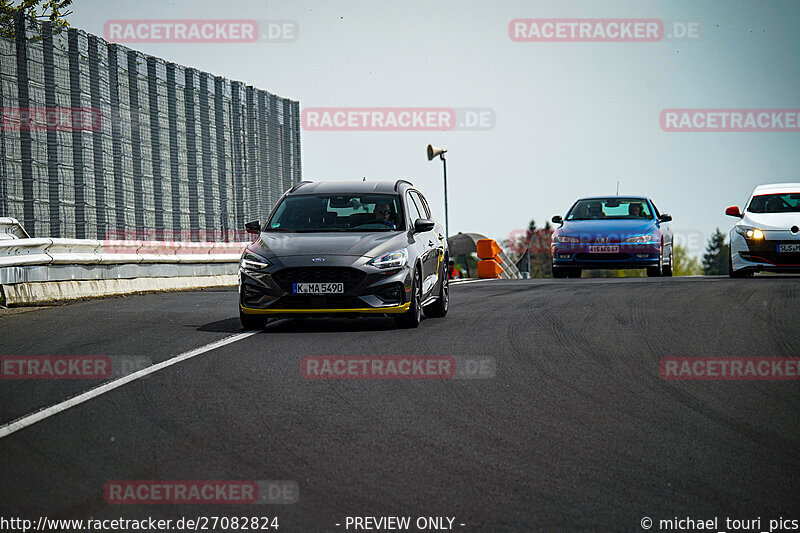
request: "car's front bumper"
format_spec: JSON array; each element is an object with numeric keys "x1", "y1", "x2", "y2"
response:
[
  {"x1": 551, "y1": 243, "x2": 660, "y2": 269},
  {"x1": 239, "y1": 255, "x2": 414, "y2": 317},
  {"x1": 730, "y1": 230, "x2": 800, "y2": 273}
]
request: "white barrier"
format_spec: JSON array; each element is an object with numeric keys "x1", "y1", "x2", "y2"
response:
[
  {"x1": 0, "y1": 238, "x2": 250, "y2": 306},
  {"x1": 0, "y1": 238, "x2": 54, "y2": 267},
  {"x1": 0, "y1": 238, "x2": 247, "y2": 267}
]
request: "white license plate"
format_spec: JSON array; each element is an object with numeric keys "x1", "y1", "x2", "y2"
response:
[
  {"x1": 777, "y1": 244, "x2": 800, "y2": 253},
  {"x1": 588, "y1": 245, "x2": 620, "y2": 253},
  {"x1": 293, "y1": 282, "x2": 344, "y2": 294}
]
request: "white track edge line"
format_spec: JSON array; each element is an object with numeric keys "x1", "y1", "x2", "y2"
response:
[{"x1": 0, "y1": 330, "x2": 260, "y2": 440}]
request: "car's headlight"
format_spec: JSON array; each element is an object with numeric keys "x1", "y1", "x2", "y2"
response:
[
  {"x1": 368, "y1": 249, "x2": 408, "y2": 269},
  {"x1": 554, "y1": 235, "x2": 579, "y2": 244},
  {"x1": 626, "y1": 234, "x2": 656, "y2": 243},
  {"x1": 240, "y1": 250, "x2": 270, "y2": 270},
  {"x1": 735, "y1": 226, "x2": 765, "y2": 240}
]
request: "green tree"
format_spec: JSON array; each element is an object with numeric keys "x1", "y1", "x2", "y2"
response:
[
  {"x1": 673, "y1": 243, "x2": 703, "y2": 276},
  {"x1": 1, "y1": 0, "x2": 73, "y2": 41},
  {"x1": 702, "y1": 228, "x2": 729, "y2": 275}
]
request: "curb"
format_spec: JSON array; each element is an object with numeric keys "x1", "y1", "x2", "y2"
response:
[{"x1": 1, "y1": 275, "x2": 238, "y2": 306}]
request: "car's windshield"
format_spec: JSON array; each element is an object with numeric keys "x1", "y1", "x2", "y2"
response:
[
  {"x1": 567, "y1": 198, "x2": 653, "y2": 220},
  {"x1": 747, "y1": 193, "x2": 800, "y2": 213},
  {"x1": 266, "y1": 194, "x2": 405, "y2": 232}
]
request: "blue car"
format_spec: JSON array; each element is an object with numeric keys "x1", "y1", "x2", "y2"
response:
[{"x1": 550, "y1": 196, "x2": 674, "y2": 278}]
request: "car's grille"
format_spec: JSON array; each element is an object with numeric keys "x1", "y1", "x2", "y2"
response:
[
  {"x1": 574, "y1": 253, "x2": 631, "y2": 261},
  {"x1": 271, "y1": 267, "x2": 367, "y2": 292},
  {"x1": 272, "y1": 295, "x2": 366, "y2": 309},
  {"x1": 741, "y1": 252, "x2": 800, "y2": 266}
]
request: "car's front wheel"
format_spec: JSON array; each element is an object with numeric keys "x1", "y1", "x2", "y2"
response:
[
  {"x1": 239, "y1": 310, "x2": 266, "y2": 330},
  {"x1": 423, "y1": 260, "x2": 448, "y2": 318},
  {"x1": 567, "y1": 268, "x2": 582, "y2": 278},
  {"x1": 394, "y1": 269, "x2": 423, "y2": 328},
  {"x1": 647, "y1": 246, "x2": 664, "y2": 277},
  {"x1": 553, "y1": 266, "x2": 580, "y2": 278},
  {"x1": 729, "y1": 251, "x2": 754, "y2": 278},
  {"x1": 662, "y1": 247, "x2": 673, "y2": 277}
]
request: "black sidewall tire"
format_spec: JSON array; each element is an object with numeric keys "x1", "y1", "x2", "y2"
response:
[
  {"x1": 729, "y1": 252, "x2": 754, "y2": 278},
  {"x1": 240, "y1": 311, "x2": 265, "y2": 330},
  {"x1": 424, "y1": 259, "x2": 449, "y2": 318},
  {"x1": 395, "y1": 268, "x2": 422, "y2": 328},
  {"x1": 663, "y1": 248, "x2": 673, "y2": 277}
]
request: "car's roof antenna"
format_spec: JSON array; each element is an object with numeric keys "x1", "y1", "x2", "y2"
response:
[
  {"x1": 363, "y1": 176, "x2": 366, "y2": 181},
  {"x1": 616, "y1": 180, "x2": 620, "y2": 195}
]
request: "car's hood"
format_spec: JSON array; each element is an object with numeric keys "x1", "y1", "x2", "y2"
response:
[
  {"x1": 742, "y1": 212, "x2": 800, "y2": 230},
  {"x1": 557, "y1": 219, "x2": 660, "y2": 239},
  {"x1": 249, "y1": 231, "x2": 411, "y2": 259}
]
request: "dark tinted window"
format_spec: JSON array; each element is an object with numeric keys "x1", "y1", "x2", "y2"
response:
[
  {"x1": 267, "y1": 194, "x2": 404, "y2": 231},
  {"x1": 567, "y1": 198, "x2": 653, "y2": 220},
  {"x1": 748, "y1": 193, "x2": 800, "y2": 213}
]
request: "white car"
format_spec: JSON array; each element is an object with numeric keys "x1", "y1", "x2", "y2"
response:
[{"x1": 726, "y1": 183, "x2": 800, "y2": 277}]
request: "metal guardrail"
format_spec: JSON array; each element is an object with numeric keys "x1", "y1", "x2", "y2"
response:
[
  {"x1": 0, "y1": 217, "x2": 30, "y2": 240},
  {"x1": 494, "y1": 249, "x2": 522, "y2": 279},
  {"x1": 0, "y1": 238, "x2": 248, "y2": 285}
]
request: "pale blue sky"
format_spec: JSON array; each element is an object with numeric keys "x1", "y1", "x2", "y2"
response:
[{"x1": 69, "y1": 0, "x2": 800, "y2": 254}]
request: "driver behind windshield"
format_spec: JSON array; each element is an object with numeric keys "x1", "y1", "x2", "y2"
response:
[
  {"x1": 765, "y1": 196, "x2": 786, "y2": 213},
  {"x1": 628, "y1": 202, "x2": 646, "y2": 218},
  {"x1": 373, "y1": 203, "x2": 396, "y2": 229}
]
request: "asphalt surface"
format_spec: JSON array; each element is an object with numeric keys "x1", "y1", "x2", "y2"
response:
[{"x1": 1, "y1": 277, "x2": 800, "y2": 532}]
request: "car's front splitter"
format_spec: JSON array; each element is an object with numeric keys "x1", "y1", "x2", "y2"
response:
[{"x1": 240, "y1": 302, "x2": 410, "y2": 316}]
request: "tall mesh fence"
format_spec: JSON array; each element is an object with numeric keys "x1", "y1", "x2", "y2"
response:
[{"x1": 0, "y1": 16, "x2": 301, "y2": 240}]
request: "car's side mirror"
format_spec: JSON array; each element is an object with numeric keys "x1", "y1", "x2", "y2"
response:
[
  {"x1": 245, "y1": 220, "x2": 261, "y2": 234},
  {"x1": 725, "y1": 206, "x2": 743, "y2": 218},
  {"x1": 658, "y1": 214, "x2": 672, "y2": 222},
  {"x1": 413, "y1": 218, "x2": 435, "y2": 233},
  {"x1": 551, "y1": 215, "x2": 563, "y2": 225}
]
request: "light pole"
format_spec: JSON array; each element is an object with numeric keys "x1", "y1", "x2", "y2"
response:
[{"x1": 426, "y1": 144, "x2": 448, "y2": 237}]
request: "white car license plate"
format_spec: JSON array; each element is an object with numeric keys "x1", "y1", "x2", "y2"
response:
[
  {"x1": 293, "y1": 282, "x2": 344, "y2": 294},
  {"x1": 777, "y1": 244, "x2": 800, "y2": 253},
  {"x1": 588, "y1": 245, "x2": 619, "y2": 253}
]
